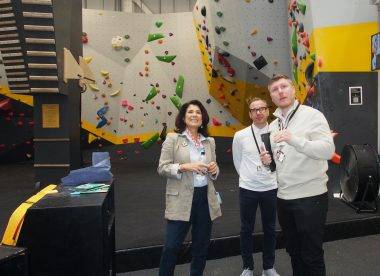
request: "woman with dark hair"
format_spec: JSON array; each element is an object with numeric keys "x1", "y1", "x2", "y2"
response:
[{"x1": 158, "y1": 99, "x2": 222, "y2": 276}]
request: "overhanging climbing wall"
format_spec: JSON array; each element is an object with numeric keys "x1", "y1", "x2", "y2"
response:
[
  {"x1": 81, "y1": 9, "x2": 240, "y2": 145},
  {"x1": 193, "y1": 0, "x2": 291, "y2": 125}
]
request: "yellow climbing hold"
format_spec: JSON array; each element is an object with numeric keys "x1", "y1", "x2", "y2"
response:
[
  {"x1": 251, "y1": 28, "x2": 258, "y2": 36},
  {"x1": 110, "y1": 89, "x2": 121, "y2": 97},
  {"x1": 88, "y1": 133, "x2": 98, "y2": 144},
  {"x1": 101, "y1": 70, "x2": 109, "y2": 77},
  {"x1": 84, "y1": 56, "x2": 92, "y2": 64},
  {"x1": 89, "y1": 83, "x2": 100, "y2": 91}
]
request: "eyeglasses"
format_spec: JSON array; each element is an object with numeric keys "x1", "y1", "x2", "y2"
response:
[{"x1": 250, "y1": 107, "x2": 268, "y2": 113}]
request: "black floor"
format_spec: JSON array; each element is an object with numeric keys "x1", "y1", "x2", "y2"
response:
[
  {"x1": 1, "y1": 161, "x2": 379, "y2": 250},
  {"x1": 1, "y1": 160, "x2": 380, "y2": 272}
]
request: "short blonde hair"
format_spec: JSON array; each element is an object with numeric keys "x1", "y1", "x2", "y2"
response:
[{"x1": 246, "y1": 97, "x2": 267, "y2": 107}]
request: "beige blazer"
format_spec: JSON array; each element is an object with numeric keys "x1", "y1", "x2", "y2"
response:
[{"x1": 157, "y1": 132, "x2": 222, "y2": 221}]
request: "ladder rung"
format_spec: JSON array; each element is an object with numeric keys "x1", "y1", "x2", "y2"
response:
[
  {"x1": 25, "y1": 37, "x2": 55, "y2": 44},
  {"x1": 3, "y1": 59, "x2": 24, "y2": 64},
  {"x1": 0, "y1": 33, "x2": 18, "y2": 38},
  {"x1": 0, "y1": 26, "x2": 17, "y2": 32},
  {"x1": 1, "y1": 52, "x2": 22, "y2": 57},
  {"x1": 24, "y1": 25, "x2": 54, "y2": 32},
  {"x1": 0, "y1": 13, "x2": 13, "y2": 18},
  {"x1": 4, "y1": 64, "x2": 25, "y2": 69},
  {"x1": 6, "y1": 71, "x2": 27, "y2": 76},
  {"x1": 23, "y1": 12, "x2": 53, "y2": 19},
  {"x1": 0, "y1": 46, "x2": 21, "y2": 51},
  {"x1": 29, "y1": 75, "x2": 58, "y2": 81},
  {"x1": 0, "y1": 7, "x2": 12, "y2": 11},
  {"x1": 0, "y1": 20, "x2": 16, "y2": 26},
  {"x1": 27, "y1": 50, "x2": 56, "y2": 57},
  {"x1": 10, "y1": 89, "x2": 30, "y2": 93},
  {"x1": 0, "y1": 39, "x2": 20, "y2": 45},
  {"x1": 9, "y1": 84, "x2": 29, "y2": 88},
  {"x1": 30, "y1": 87, "x2": 59, "y2": 93},
  {"x1": 8, "y1": 77, "x2": 28, "y2": 82},
  {"x1": 22, "y1": 0, "x2": 52, "y2": 5},
  {"x1": 28, "y1": 63, "x2": 57, "y2": 69}
]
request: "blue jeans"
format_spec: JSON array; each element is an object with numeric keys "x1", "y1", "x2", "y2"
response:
[
  {"x1": 159, "y1": 186, "x2": 212, "y2": 276},
  {"x1": 239, "y1": 187, "x2": 277, "y2": 270}
]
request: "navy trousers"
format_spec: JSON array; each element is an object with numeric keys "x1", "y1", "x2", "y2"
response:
[
  {"x1": 239, "y1": 187, "x2": 277, "y2": 270},
  {"x1": 159, "y1": 186, "x2": 212, "y2": 276}
]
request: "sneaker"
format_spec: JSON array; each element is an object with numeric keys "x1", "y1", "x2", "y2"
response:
[
  {"x1": 240, "y1": 269, "x2": 253, "y2": 276},
  {"x1": 262, "y1": 268, "x2": 280, "y2": 276}
]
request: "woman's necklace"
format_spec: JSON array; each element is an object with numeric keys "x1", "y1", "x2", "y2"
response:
[{"x1": 186, "y1": 128, "x2": 202, "y2": 148}]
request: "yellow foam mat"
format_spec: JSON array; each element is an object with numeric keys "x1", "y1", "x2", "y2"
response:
[{"x1": 1, "y1": 184, "x2": 57, "y2": 246}]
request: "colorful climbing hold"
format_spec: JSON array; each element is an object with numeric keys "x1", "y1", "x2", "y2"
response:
[
  {"x1": 124, "y1": 34, "x2": 130, "y2": 39},
  {"x1": 212, "y1": 118, "x2": 222, "y2": 126},
  {"x1": 155, "y1": 21, "x2": 163, "y2": 28},
  {"x1": 175, "y1": 75, "x2": 184, "y2": 98},
  {"x1": 297, "y1": 0, "x2": 307, "y2": 15},
  {"x1": 156, "y1": 55, "x2": 176, "y2": 63},
  {"x1": 170, "y1": 95, "x2": 182, "y2": 110},
  {"x1": 89, "y1": 83, "x2": 100, "y2": 91},
  {"x1": 144, "y1": 86, "x2": 158, "y2": 102},
  {"x1": 111, "y1": 36, "x2": 123, "y2": 49},
  {"x1": 291, "y1": 26, "x2": 298, "y2": 57},
  {"x1": 216, "y1": 11, "x2": 223, "y2": 17},
  {"x1": 110, "y1": 90, "x2": 121, "y2": 97},
  {"x1": 201, "y1": 6, "x2": 206, "y2": 17},
  {"x1": 141, "y1": 133, "x2": 160, "y2": 149},
  {"x1": 223, "y1": 41, "x2": 229, "y2": 46},
  {"x1": 147, "y1": 33, "x2": 165, "y2": 42}
]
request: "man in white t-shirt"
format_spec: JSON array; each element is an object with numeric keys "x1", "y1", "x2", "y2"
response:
[
  {"x1": 261, "y1": 75, "x2": 335, "y2": 276},
  {"x1": 233, "y1": 97, "x2": 280, "y2": 276}
]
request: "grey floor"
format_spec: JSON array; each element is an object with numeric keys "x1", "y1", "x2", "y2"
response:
[{"x1": 119, "y1": 234, "x2": 380, "y2": 276}]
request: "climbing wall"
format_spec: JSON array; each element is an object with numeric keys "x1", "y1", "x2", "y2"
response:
[
  {"x1": 81, "y1": 9, "x2": 240, "y2": 146},
  {"x1": 193, "y1": 0, "x2": 291, "y2": 125}
]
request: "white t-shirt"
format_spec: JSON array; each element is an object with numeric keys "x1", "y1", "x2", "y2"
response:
[{"x1": 232, "y1": 124, "x2": 277, "y2": 192}]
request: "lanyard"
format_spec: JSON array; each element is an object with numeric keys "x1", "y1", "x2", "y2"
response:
[
  {"x1": 278, "y1": 102, "x2": 300, "y2": 130},
  {"x1": 250, "y1": 125, "x2": 261, "y2": 153}
]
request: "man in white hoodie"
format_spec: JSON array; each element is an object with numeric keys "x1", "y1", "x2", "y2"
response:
[
  {"x1": 261, "y1": 75, "x2": 335, "y2": 276},
  {"x1": 233, "y1": 97, "x2": 280, "y2": 276}
]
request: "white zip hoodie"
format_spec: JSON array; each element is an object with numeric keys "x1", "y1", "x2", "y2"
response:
[{"x1": 269, "y1": 101, "x2": 335, "y2": 200}]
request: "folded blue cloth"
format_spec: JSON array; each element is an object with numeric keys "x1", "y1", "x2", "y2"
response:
[{"x1": 61, "y1": 152, "x2": 113, "y2": 186}]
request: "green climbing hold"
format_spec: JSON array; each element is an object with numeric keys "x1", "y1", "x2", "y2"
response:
[
  {"x1": 293, "y1": 67, "x2": 298, "y2": 84},
  {"x1": 219, "y1": 26, "x2": 226, "y2": 32},
  {"x1": 124, "y1": 46, "x2": 130, "y2": 51},
  {"x1": 223, "y1": 41, "x2": 229, "y2": 46},
  {"x1": 291, "y1": 26, "x2": 298, "y2": 57},
  {"x1": 156, "y1": 55, "x2": 176, "y2": 63},
  {"x1": 147, "y1": 33, "x2": 165, "y2": 42},
  {"x1": 124, "y1": 34, "x2": 130, "y2": 39},
  {"x1": 170, "y1": 95, "x2": 182, "y2": 110},
  {"x1": 124, "y1": 57, "x2": 130, "y2": 63},
  {"x1": 141, "y1": 133, "x2": 159, "y2": 149},
  {"x1": 155, "y1": 21, "x2": 163, "y2": 28},
  {"x1": 145, "y1": 86, "x2": 158, "y2": 102},
  {"x1": 297, "y1": 0, "x2": 307, "y2": 15},
  {"x1": 175, "y1": 75, "x2": 184, "y2": 98},
  {"x1": 310, "y1": 53, "x2": 316, "y2": 61},
  {"x1": 217, "y1": 11, "x2": 223, "y2": 17}
]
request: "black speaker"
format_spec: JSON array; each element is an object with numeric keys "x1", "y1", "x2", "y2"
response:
[
  {"x1": 0, "y1": 245, "x2": 28, "y2": 276},
  {"x1": 16, "y1": 184, "x2": 115, "y2": 276}
]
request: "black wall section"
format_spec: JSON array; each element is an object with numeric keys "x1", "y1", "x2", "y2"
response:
[{"x1": 306, "y1": 72, "x2": 378, "y2": 192}]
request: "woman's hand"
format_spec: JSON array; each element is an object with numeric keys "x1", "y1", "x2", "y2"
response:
[
  {"x1": 207, "y1": 161, "x2": 218, "y2": 176},
  {"x1": 180, "y1": 162, "x2": 208, "y2": 174}
]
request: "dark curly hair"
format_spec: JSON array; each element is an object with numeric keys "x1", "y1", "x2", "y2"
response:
[{"x1": 174, "y1": 100, "x2": 209, "y2": 137}]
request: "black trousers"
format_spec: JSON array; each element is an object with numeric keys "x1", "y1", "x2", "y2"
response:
[
  {"x1": 277, "y1": 192, "x2": 328, "y2": 276},
  {"x1": 239, "y1": 188, "x2": 277, "y2": 270}
]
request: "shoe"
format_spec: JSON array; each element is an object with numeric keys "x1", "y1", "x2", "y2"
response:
[
  {"x1": 240, "y1": 269, "x2": 253, "y2": 276},
  {"x1": 262, "y1": 268, "x2": 280, "y2": 276}
]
